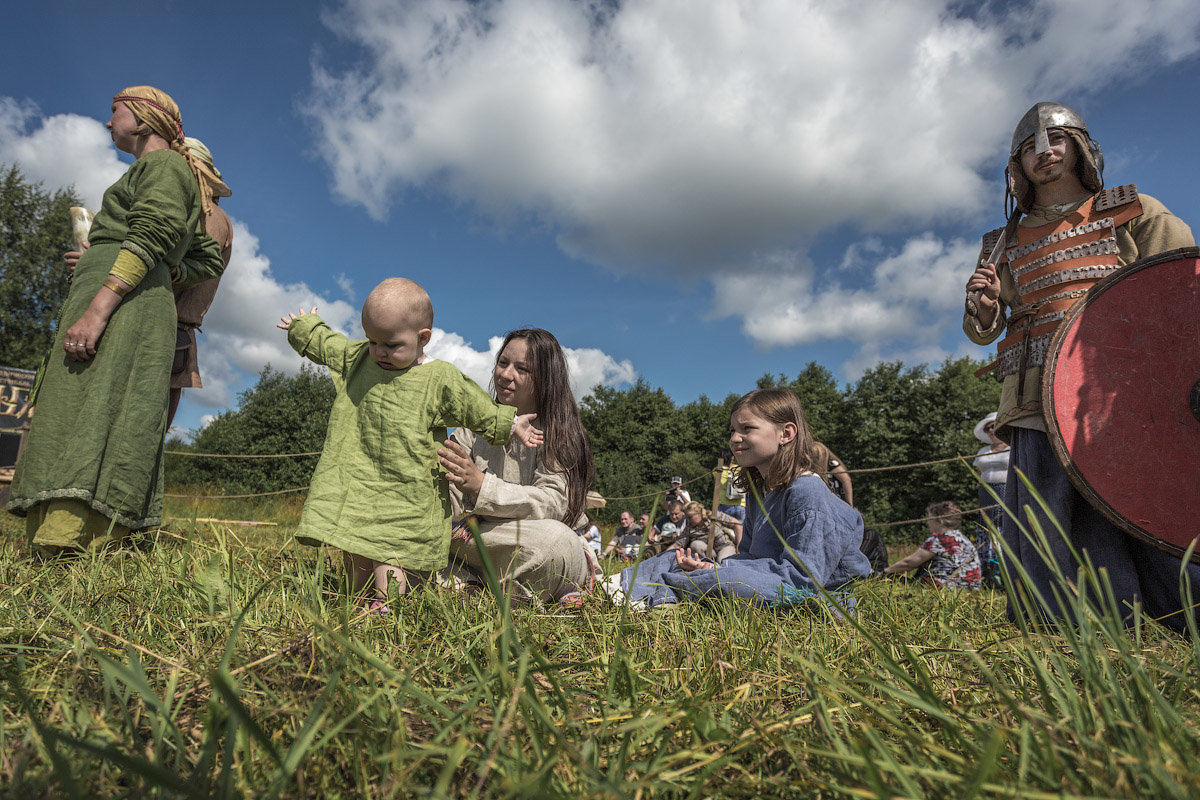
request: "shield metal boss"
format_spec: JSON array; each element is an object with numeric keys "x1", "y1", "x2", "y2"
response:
[{"x1": 1043, "y1": 246, "x2": 1200, "y2": 563}]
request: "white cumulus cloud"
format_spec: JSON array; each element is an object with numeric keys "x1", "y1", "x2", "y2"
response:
[
  {"x1": 0, "y1": 95, "x2": 636, "y2": 417},
  {"x1": 712, "y1": 233, "x2": 981, "y2": 376},
  {"x1": 428, "y1": 329, "x2": 635, "y2": 400},
  {"x1": 191, "y1": 221, "x2": 360, "y2": 408},
  {"x1": 0, "y1": 97, "x2": 127, "y2": 208},
  {"x1": 307, "y1": 0, "x2": 1200, "y2": 360}
]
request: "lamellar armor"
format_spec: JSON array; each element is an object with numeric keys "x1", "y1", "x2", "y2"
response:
[{"x1": 986, "y1": 184, "x2": 1142, "y2": 379}]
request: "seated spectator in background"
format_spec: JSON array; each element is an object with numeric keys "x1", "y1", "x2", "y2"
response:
[
  {"x1": 603, "y1": 510, "x2": 645, "y2": 561},
  {"x1": 714, "y1": 448, "x2": 746, "y2": 544},
  {"x1": 883, "y1": 502, "x2": 981, "y2": 589},
  {"x1": 650, "y1": 499, "x2": 686, "y2": 556},
  {"x1": 611, "y1": 389, "x2": 872, "y2": 611},
  {"x1": 811, "y1": 441, "x2": 854, "y2": 507},
  {"x1": 665, "y1": 476, "x2": 691, "y2": 505},
  {"x1": 577, "y1": 514, "x2": 602, "y2": 556},
  {"x1": 672, "y1": 501, "x2": 738, "y2": 562},
  {"x1": 639, "y1": 510, "x2": 651, "y2": 532}
]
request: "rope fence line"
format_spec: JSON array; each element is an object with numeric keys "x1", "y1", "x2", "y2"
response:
[
  {"x1": 158, "y1": 448, "x2": 977, "y2": 471},
  {"x1": 136, "y1": 446, "x2": 992, "y2": 517},
  {"x1": 869, "y1": 503, "x2": 1001, "y2": 530},
  {"x1": 599, "y1": 454, "x2": 981, "y2": 503},
  {"x1": 845, "y1": 453, "x2": 977, "y2": 474},
  {"x1": 601, "y1": 471, "x2": 712, "y2": 503},
  {"x1": 165, "y1": 450, "x2": 321, "y2": 459}
]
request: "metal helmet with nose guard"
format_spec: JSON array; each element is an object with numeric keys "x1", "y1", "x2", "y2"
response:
[{"x1": 1005, "y1": 102, "x2": 1104, "y2": 216}]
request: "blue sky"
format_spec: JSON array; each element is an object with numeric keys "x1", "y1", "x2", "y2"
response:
[{"x1": 3, "y1": 0, "x2": 1199, "y2": 435}]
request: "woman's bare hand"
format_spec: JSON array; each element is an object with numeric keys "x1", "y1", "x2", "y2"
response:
[
  {"x1": 63, "y1": 308, "x2": 108, "y2": 361},
  {"x1": 439, "y1": 435, "x2": 485, "y2": 500},
  {"x1": 64, "y1": 241, "x2": 89, "y2": 273}
]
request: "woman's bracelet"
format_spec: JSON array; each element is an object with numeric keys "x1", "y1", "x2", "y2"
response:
[{"x1": 103, "y1": 276, "x2": 131, "y2": 297}]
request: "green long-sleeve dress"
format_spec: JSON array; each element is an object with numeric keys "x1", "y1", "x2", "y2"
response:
[
  {"x1": 287, "y1": 314, "x2": 516, "y2": 571},
  {"x1": 7, "y1": 149, "x2": 222, "y2": 544}
]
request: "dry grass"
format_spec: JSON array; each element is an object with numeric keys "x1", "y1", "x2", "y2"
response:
[{"x1": 2, "y1": 499, "x2": 1199, "y2": 798}]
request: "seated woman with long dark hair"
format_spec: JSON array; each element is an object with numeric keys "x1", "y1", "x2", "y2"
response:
[{"x1": 438, "y1": 328, "x2": 597, "y2": 604}]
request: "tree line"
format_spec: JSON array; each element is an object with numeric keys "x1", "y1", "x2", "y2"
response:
[
  {"x1": 167, "y1": 357, "x2": 1000, "y2": 542},
  {"x1": 0, "y1": 165, "x2": 80, "y2": 370},
  {"x1": 2, "y1": 165, "x2": 1001, "y2": 543}
]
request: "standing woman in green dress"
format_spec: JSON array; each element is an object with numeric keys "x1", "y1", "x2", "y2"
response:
[{"x1": 7, "y1": 86, "x2": 225, "y2": 554}]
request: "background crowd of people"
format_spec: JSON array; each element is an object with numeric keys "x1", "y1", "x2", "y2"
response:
[{"x1": 596, "y1": 409, "x2": 1004, "y2": 595}]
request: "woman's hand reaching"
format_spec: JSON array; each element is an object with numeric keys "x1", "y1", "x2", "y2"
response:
[
  {"x1": 439, "y1": 435, "x2": 486, "y2": 502},
  {"x1": 64, "y1": 240, "x2": 90, "y2": 273}
]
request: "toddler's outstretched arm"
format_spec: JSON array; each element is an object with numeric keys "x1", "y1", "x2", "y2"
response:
[
  {"x1": 277, "y1": 306, "x2": 318, "y2": 331},
  {"x1": 511, "y1": 413, "x2": 543, "y2": 448}
]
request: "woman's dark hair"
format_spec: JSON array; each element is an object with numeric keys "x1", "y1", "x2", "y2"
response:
[
  {"x1": 730, "y1": 388, "x2": 814, "y2": 493},
  {"x1": 495, "y1": 329, "x2": 595, "y2": 526}
]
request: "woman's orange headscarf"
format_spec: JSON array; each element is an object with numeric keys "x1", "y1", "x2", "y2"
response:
[{"x1": 111, "y1": 85, "x2": 224, "y2": 216}]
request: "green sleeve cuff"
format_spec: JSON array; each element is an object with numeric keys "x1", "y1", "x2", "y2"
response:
[
  {"x1": 495, "y1": 404, "x2": 517, "y2": 446},
  {"x1": 110, "y1": 248, "x2": 149, "y2": 286}
]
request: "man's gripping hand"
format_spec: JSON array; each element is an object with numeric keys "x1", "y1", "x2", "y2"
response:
[{"x1": 965, "y1": 263, "x2": 1001, "y2": 310}]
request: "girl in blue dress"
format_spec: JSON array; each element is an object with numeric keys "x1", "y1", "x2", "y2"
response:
[{"x1": 612, "y1": 388, "x2": 871, "y2": 610}]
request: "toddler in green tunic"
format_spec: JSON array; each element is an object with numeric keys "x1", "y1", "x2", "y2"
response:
[{"x1": 279, "y1": 278, "x2": 542, "y2": 604}]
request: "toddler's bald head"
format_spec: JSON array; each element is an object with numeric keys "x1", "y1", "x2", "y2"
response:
[
  {"x1": 363, "y1": 277, "x2": 433, "y2": 331},
  {"x1": 361, "y1": 278, "x2": 434, "y2": 370}
]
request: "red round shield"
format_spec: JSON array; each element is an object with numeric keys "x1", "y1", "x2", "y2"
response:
[{"x1": 1043, "y1": 247, "x2": 1200, "y2": 562}]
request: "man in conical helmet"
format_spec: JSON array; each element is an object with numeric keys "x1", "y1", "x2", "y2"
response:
[{"x1": 963, "y1": 101, "x2": 1198, "y2": 630}]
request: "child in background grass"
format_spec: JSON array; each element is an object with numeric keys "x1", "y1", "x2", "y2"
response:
[
  {"x1": 278, "y1": 278, "x2": 542, "y2": 610},
  {"x1": 883, "y1": 502, "x2": 982, "y2": 589},
  {"x1": 609, "y1": 388, "x2": 871, "y2": 610}
]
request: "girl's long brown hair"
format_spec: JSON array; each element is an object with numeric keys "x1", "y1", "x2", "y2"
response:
[
  {"x1": 731, "y1": 389, "x2": 815, "y2": 494},
  {"x1": 494, "y1": 329, "x2": 595, "y2": 526}
]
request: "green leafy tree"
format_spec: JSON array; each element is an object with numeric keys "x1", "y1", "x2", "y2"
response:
[
  {"x1": 0, "y1": 165, "x2": 80, "y2": 369},
  {"x1": 841, "y1": 357, "x2": 1000, "y2": 541},
  {"x1": 787, "y1": 362, "x2": 847, "y2": 448},
  {"x1": 676, "y1": 393, "x2": 738, "y2": 461},
  {"x1": 580, "y1": 359, "x2": 997, "y2": 533},
  {"x1": 580, "y1": 379, "x2": 690, "y2": 520},
  {"x1": 166, "y1": 364, "x2": 334, "y2": 493}
]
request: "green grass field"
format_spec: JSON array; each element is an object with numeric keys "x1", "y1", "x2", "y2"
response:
[{"x1": 2, "y1": 496, "x2": 1199, "y2": 799}]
